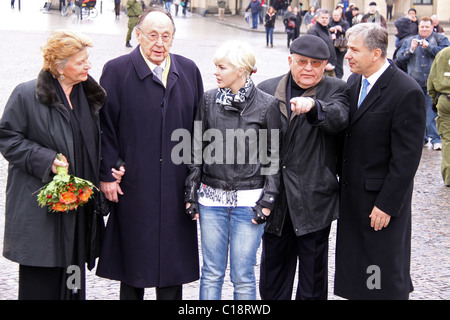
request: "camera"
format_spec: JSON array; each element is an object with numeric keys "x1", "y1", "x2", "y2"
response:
[{"x1": 417, "y1": 39, "x2": 423, "y2": 46}]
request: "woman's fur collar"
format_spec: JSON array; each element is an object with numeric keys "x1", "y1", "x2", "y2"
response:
[{"x1": 35, "y1": 69, "x2": 106, "y2": 113}]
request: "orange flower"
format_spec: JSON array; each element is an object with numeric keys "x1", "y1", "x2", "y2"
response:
[
  {"x1": 36, "y1": 153, "x2": 97, "y2": 213},
  {"x1": 78, "y1": 187, "x2": 92, "y2": 202},
  {"x1": 67, "y1": 203, "x2": 78, "y2": 210},
  {"x1": 60, "y1": 192, "x2": 77, "y2": 204},
  {"x1": 52, "y1": 202, "x2": 66, "y2": 212}
]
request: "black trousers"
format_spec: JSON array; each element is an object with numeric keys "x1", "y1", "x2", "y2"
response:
[
  {"x1": 120, "y1": 282, "x2": 182, "y2": 300},
  {"x1": 335, "y1": 49, "x2": 347, "y2": 79},
  {"x1": 260, "y1": 213, "x2": 331, "y2": 300}
]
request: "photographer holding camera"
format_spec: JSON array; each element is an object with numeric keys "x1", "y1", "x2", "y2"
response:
[{"x1": 397, "y1": 16, "x2": 449, "y2": 151}]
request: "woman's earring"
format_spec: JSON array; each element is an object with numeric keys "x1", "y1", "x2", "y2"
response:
[{"x1": 59, "y1": 73, "x2": 65, "y2": 81}]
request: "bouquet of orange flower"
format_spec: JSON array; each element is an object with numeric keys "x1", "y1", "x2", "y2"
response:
[{"x1": 36, "y1": 154, "x2": 97, "y2": 212}]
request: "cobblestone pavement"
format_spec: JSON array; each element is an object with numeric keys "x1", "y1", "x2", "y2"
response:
[{"x1": 0, "y1": 0, "x2": 449, "y2": 300}]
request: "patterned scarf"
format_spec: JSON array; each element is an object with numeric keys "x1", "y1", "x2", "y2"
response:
[
  {"x1": 198, "y1": 183, "x2": 238, "y2": 207},
  {"x1": 215, "y1": 77, "x2": 253, "y2": 105}
]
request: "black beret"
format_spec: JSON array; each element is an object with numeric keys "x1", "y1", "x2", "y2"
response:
[
  {"x1": 369, "y1": 1, "x2": 377, "y2": 6},
  {"x1": 290, "y1": 35, "x2": 330, "y2": 60}
]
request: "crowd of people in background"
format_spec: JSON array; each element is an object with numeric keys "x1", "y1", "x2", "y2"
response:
[{"x1": 243, "y1": 0, "x2": 448, "y2": 159}]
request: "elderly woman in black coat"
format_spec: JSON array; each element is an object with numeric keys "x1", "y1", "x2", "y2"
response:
[{"x1": 0, "y1": 30, "x2": 117, "y2": 300}]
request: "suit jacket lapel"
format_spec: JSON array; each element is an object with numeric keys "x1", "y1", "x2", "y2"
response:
[
  {"x1": 165, "y1": 53, "x2": 180, "y2": 94},
  {"x1": 131, "y1": 46, "x2": 153, "y2": 80},
  {"x1": 349, "y1": 74, "x2": 361, "y2": 118},
  {"x1": 352, "y1": 80, "x2": 382, "y2": 123},
  {"x1": 349, "y1": 62, "x2": 395, "y2": 126},
  {"x1": 274, "y1": 74, "x2": 289, "y2": 120}
]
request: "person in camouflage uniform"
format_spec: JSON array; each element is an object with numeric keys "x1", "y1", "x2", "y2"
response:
[
  {"x1": 428, "y1": 46, "x2": 450, "y2": 187},
  {"x1": 126, "y1": 0, "x2": 143, "y2": 47}
]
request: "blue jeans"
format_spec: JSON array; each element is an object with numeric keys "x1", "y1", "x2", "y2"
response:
[
  {"x1": 165, "y1": 1, "x2": 171, "y2": 12},
  {"x1": 265, "y1": 27, "x2": 273, "y2": 45},
  {"x1": 199, "y1": 205, "x2": 264, "y2": 300},
  {"x1": 423, "y1": 88, "x2": 441, "y2": 144},
  {"x1": 252, "y1": 13, "x2": 258, "y2": 29}
]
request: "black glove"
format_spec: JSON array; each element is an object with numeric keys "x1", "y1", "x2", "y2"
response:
[
  {"x1": 186, "y1": 202, "x2": 199, "y2": 220},
  {"x1": 252, "y1": 204, "x2": 269, "y2": 224}
]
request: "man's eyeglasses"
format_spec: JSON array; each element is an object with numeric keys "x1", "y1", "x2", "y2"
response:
[
  {"x1": 291, "y1": 57, "x2": 324, "y2": 68},
  {"x1": 138, "y1": 27, "x2": 172, "y2": 43}
]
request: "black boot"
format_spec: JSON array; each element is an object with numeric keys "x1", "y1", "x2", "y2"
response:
[{"x1": 126, "y1": 41, "x2": 132, "y2": 48}]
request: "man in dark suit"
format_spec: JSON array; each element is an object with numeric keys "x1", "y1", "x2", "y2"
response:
[{"x1": 334, "y1": 23, "x2": 426, "y2": 300}]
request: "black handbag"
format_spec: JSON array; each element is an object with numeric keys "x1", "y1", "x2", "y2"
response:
[
  {"x1": 93, "y1": 190, "x2": 111, "y2": 216},
  {"x1": 334, "y1": 35, "x2": 348, "y2": 52}
]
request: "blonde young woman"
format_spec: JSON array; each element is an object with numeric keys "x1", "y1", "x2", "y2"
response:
[{"x1": 185, "y1": 41, "x2": 281, "y2": 300}]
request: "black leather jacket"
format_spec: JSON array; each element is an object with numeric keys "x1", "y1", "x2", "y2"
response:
[
  {"x1": 258, "y1": 74, "x2": 350, "y2": 236},
  {"x1": 184, "y1": 82, "x2": 282, "y2": 210}
]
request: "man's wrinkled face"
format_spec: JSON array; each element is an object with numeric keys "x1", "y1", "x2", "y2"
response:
[
  {"x1": 333, "y1": 11, "x2": 341, "y2": 22},
  {"x1": 316, "y1": 13, "x2": 330, "y2": 27},
  {"x1": 289, "y1": 54, "x2": 326, "y2": 89},
  {"x1": 137, "y1": 12, "x2": 175, "y2": 65},
  {"x1": 345, "y1": 34, "x2": 374, "y2": 76}
]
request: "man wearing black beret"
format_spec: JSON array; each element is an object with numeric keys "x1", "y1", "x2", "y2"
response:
[{"x1": 257, "y1": 35, "x2": 350, "y2": 300}]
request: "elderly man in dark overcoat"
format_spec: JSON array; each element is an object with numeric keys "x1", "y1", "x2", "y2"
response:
[
  {"x1": 96, "y1": 7, "x2": 204, "y2": 300},
  {"x1": 335, "y1": 23, "x2": 426, "y2": 300},
  {"x1": 258, "y1": 35, "x2": 349, "y2": 300}
]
